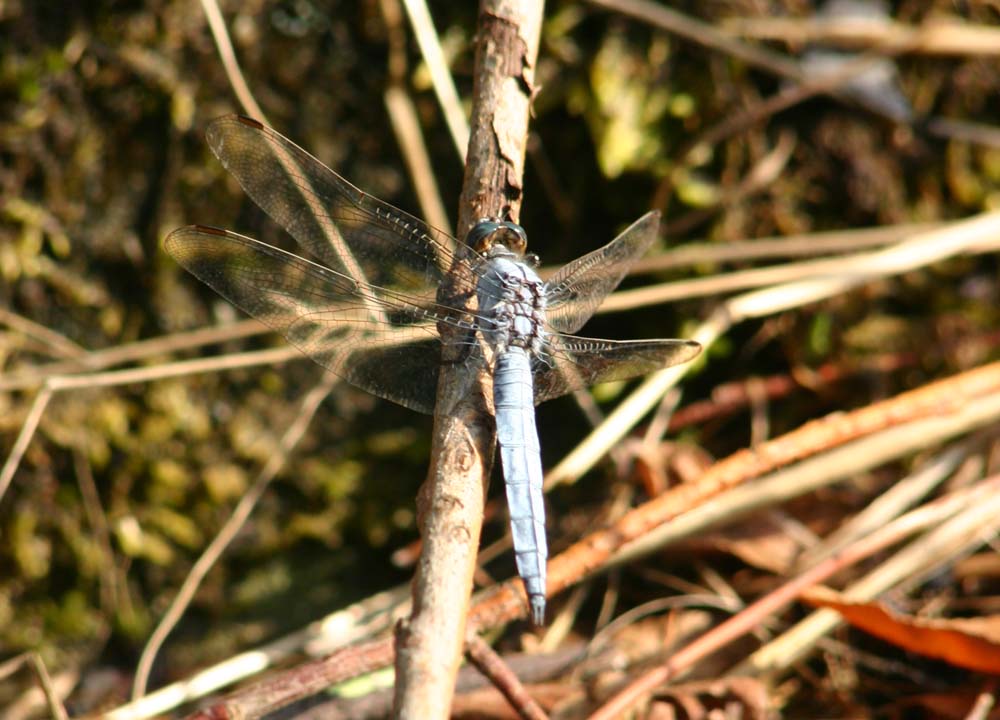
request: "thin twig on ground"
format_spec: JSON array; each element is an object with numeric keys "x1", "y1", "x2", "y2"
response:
[{"x1": 465, "y1": 634, "x2": 549, "y2": 720}]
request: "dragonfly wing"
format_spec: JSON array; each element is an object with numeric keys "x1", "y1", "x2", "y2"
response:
[
  {"x1": 205, "y1": 114, "x2": 475, "y2": 295},
  {"x1": 532, "y1": 332, "x2": 701, "y2": 405},
  {"x1": 164, "y1": 225, "x2": 452, "y2": 413},
  {"x1": 544, "y1": 211, "x2": 661, "y2": 334},
  {"x1": 299, "y1": 326, "x2": 443, "y2": 414}
]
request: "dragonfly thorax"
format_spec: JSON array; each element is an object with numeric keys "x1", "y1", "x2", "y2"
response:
[{"x1": 476, "y1": 254, "x2": 547, "y2": 357}]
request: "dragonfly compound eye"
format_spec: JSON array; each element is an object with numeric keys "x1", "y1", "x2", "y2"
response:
[{"x1": 467, "y1": 219, "x2": 528, "y2": 256}]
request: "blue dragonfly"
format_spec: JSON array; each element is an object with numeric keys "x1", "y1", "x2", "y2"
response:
[{"x1": 165, "y1": 115, "x2": 702, "y2": 624}]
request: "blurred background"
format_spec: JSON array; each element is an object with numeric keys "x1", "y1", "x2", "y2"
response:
[{"x1": 2, "y1": 0, "x2": 1000, "y2": 716}]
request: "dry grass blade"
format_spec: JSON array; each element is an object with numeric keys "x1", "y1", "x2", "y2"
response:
[
  {"x1": 0, "y1": 387, "x2": 53, "y2": 503},
  {"x1": 725, "y1": 16, "x2": 1000, "y2": 57},
  {"x1": 588, "y1": 475, "x2": 1000, "y2": 719},
  {"x1": 400, "y1": 0, "x2": 469, "y2": 161},
  {"x1": 384, "y1": 86, "x2": 454, "y2": 238},
  {"x1": 546, "y1": 210, "x2": 1000, "y2": 490},
  {"x1": 198, "y1": 0, "x2": 267, "y2": 121},
  {"x1": 382, "y1": 0, "x2": 454, "y2": 237},
  {"x1": 0, "y1": 319, "x2": 268, "y2": 392},
  {"x1": 0, "y1": 346, "x2": 301, "y2": 503},
  {"x1": 105, "y1": 586, "x2": 408, "y2": 719},
  {"x1": 626, "y1": 223, "x2": 939, "y2": 274},
  {"x1": 479, "y1": 362, "x2": 1000, "y2": 629},
  {"x1": 0, "y1": 652, "x2": 72, "y2": 720},
  {"x1": 742, "y1": 474, "x2": 1000, "y2": 675},
  {"x1": 130, "y1": 375, "x2": 339, "y2": 699}
]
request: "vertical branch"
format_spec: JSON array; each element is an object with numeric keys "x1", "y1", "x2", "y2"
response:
[
  {"x1": 393, "y1": 1, "x2": 543, "y2": 718},
  {"x1": 456, "y1": 2, "x2": 541, "y2": 235}
]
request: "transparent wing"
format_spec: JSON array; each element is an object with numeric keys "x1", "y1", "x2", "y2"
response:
[
  {"x1": 164, "y1": 225, "x2": 476, "y2": 414},
  {"x1": 544, "y1": 211, "x2": 661, "y2": 334},
  {"x1": 532, "y1": 332, "x2": 701, "y2": 405},
  {"x1": 205, "y1": 114, "x2": 494, "y2": 296}
]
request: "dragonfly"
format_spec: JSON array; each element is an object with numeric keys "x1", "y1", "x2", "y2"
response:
[{"x1": 164, "y1": 115, "x2": 702, "y2": 625}]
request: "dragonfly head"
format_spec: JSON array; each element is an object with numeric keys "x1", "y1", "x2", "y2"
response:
[{"x1": 468, "y1": 219, "x2": 528, "y2": 258}]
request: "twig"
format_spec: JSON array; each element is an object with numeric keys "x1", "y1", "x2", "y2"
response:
[
  {"x1": 395, "y1": 0, "x2": 542, "y2": 719},
  {"x1": 195, "y1": 641, "x2": 583, "y2": 720},
  {"x1": 131, "y1": 375, "x2": 339, "y2": 699},
  {"x1": 465, "y1": 634, "x2": 549, "y2": 720},
  {"x1": 105, "y1": 587, "x2": 408, "y2": 720},
  {"x1": 392, "y1": 2, "x2": 543, "y2": 717},
  {"x1": 384, "y1": 87, "x2": 454, "y2": 237},
  {"x1": 184, "y1": 639, "x2": 396, "y2": 720}
]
